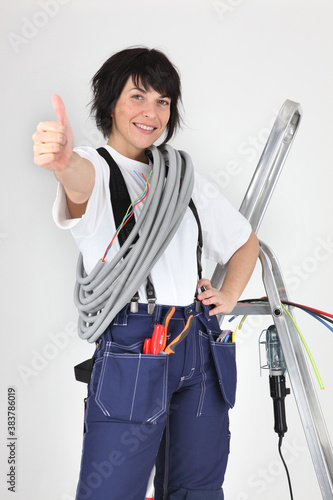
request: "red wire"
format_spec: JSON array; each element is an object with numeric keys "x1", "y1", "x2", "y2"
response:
[
  {"x1": 286, "y1": 301, "x2": 333, "y2": 319},
  {"x1": 240, "y1": 298, "x2": 333, "y2": 320}
]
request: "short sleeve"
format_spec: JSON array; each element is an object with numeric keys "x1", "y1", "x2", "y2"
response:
[{"x1": 52, "y1": 147, "x2": 111, "y2": 237}]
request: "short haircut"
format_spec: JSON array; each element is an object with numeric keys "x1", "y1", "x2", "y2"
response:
[{"x1": 90, "y1": 47, "x2": 182, "y2": 144}]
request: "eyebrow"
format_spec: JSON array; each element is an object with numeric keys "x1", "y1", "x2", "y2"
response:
[{"x1": 130, "y1": 87, "x2": 170, "y2": 99}]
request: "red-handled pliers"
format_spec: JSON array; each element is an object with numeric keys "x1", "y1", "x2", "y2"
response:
[{"x1": 143, "y1": 307, "x2": 175, "y2": 354}]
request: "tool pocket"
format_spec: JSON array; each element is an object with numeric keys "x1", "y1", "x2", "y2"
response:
[
  {"x1": 209, "y1": 332, "x2": 237, "y2": 409},
  {"x1": 95, "y1": 341, "x2": 168, "y2": 423}
]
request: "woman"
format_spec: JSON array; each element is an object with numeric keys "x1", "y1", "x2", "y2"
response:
[{"x1": 33, "y1": 47, "x2": 259, "y2": 500}]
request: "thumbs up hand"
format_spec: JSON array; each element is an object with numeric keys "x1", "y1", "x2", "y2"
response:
[{"x1": 33, "y1": 95, "x2": 74, "y2": 171}]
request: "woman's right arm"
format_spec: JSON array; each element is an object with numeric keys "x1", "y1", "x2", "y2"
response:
[{"x1": 32, "y1": 94, "x2": 95, "y2": 218}]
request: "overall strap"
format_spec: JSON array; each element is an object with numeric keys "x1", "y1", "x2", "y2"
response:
[
  {"x1": 189, "y1": 198, "x2": 203, "y2": 281},
  {"x1": 96, "y1": 147, "x2": 138, "y2": 248}
]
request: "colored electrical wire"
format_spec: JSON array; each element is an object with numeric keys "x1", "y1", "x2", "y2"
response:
[
  {"x1": 281, "y1": 300, "x2": 333, "y2": 325},
  {"x1": 238, "y1": 297, "x2": 333, "y2": 323},
  {"x1": 102, "y1": 185, "x2": 148, "y2": 261},
  {"x1": 102, "y1": 170, "x2": 152, "y2": 261},
  {"x1": 286, "y1": 301, "x2": 333, "y2": 320},
  {"x1": 282, "y1": 304, "x2": 324, "y2": 389},
  {"x1": 303, "y1": 310, "x2": 333, "y2": 333},
  {"x1": 231, "y1": 326, "x2": 238, "y2": 343},
  {"x1": 238, "y1": 315, "x2": 247, "y2": 329},
  {"x1": 239, "y1": 297, "x2": 333, "y2": 334},
  {"x1": 231, "y1": 314, "x2": 247, "y2": 342}
]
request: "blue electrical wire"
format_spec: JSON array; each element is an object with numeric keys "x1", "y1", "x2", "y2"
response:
[
  {"x1": 303, "y1": 309, "x2": 333, "y2": 333},
  {"x1": 133, "y1": 169, "x2": 146, "y2": 185}
]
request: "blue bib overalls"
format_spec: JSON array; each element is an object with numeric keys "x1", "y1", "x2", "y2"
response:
[
  {"x1": 75, "y1": 301, "x2": 237, "y2": 500},
  {"x1": 75, "y1": 148, "x2": 236, "y2": 499}
]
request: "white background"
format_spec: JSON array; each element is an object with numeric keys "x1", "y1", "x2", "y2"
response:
[{"x1": 1, "y1": 1, "x2": 332, "y2": 499}]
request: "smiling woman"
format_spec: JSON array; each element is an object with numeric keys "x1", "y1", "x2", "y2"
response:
[
  {"x1": 32, "y1": 46, "x2": 259, "y2": 500},
  {"x1": 107, "y1": 77, "x2": 171, "y2": 162}
]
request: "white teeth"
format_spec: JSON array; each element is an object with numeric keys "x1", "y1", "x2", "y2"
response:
[{"x1": 135, "y1": 123, "x2": 155, "y2": 131}]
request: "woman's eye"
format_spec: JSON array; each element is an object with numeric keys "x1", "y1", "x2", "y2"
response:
[
  {"x1": 132, "y1": 94, "x2": 143, "y2": 100},
  {"x1": 159, "y1": 100, "x2": 170, "y2": 106}
]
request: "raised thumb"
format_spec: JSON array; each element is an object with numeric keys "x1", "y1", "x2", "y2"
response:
[{"x1": 51, "y1": 94, "x2": 68, "y2": 125}]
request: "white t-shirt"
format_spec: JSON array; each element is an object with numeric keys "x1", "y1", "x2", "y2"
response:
[{"x1": 53, "y1": 145, "x2": 252, "y2": 306}]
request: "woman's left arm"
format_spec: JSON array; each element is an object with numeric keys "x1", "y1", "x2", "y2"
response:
[{"x1": 197, "y1": 231, "x2": 259, "y2": 316}]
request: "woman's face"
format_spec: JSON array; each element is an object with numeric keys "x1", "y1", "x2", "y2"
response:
[{"x1": 107, "y1": 76, "x2": 171, "y2": 162}]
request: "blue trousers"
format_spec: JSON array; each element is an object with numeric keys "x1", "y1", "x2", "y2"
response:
[{"x1": 75, "y1": 303, "x2": 237, "y2": 500}]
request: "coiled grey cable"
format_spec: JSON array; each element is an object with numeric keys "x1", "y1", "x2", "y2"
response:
[{"x1": 74, "y1": 144, "x2": 195, "y2": 343}]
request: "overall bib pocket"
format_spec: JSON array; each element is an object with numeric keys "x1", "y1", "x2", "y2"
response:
[
  {"x1": 208, "y1": 332, "x2": 237, "y2": 408},
  {"x1": 95, "y1": 341, "x2": 168, "y2": 423}
]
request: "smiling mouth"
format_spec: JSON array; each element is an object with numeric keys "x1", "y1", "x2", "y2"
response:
[{"x1": 134, "y1": 123, "x2": 156, "y2": 131}]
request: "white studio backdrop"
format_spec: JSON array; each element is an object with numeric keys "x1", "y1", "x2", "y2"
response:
[{"x1": 1, "y1": 1, "x2": 332, "y2": 499}]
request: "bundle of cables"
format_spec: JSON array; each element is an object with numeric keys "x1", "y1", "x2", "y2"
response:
[{"x1": 74, "y1": 144, "x2": 194, "y2": 343}]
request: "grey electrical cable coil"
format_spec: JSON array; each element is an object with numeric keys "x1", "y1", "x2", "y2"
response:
[{"x1": 74, "y1": 144, "x2": 195, "y2": 343}]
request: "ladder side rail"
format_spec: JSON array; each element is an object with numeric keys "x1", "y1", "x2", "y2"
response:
[
  {"x1": 259, "y1": 241, "x2": 288, "y2": 302},
  {"x1": 260, "y1": 243, "x2": 333, "y2": 499},
  {"x1": 211, "y1": 100, "x2": 301, "y2": 291},
  {"x1": 239, "y1": 101, "x2": 301, "y2": 232}
]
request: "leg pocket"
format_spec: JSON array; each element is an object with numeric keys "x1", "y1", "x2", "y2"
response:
[
  {"x1": 209, "y1": 335, "x2": 237, "y2": 409},
  {"x1": 95, "y1": 342, "x2": 169, "y2": 423}
]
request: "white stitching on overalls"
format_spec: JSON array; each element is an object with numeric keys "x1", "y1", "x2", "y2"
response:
[
  {"x1": 95, "y1": 343, "x2": 111, "y2": 416},
  {"x1": 130, "y1": 355, "x2": 141, "y2": 421},
  {"x1": 178, "y1": 317, "x2": 196, "y2": 382},
  {"x1": 197, "y1": 331, "x2": 207, "y2": 417}
]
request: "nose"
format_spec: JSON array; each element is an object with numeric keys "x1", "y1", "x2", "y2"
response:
[{"x1": 142, "y1": 100, "x2": 156, "y2": 118}]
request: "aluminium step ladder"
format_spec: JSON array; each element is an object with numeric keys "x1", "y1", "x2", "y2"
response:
[{"x1": 211, "y1": 100, "x2": 333, "y2": 499}]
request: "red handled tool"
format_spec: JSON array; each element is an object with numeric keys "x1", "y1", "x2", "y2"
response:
[
  {"x1": 143, "y1": 307, "x2": 193, "y2": 355},
  {"x1": 143, "y1": 324, "x2": 165, "y2": 354},
  {"x1": 143, "y1": 307, "x2": 175, "y2": 354}
]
